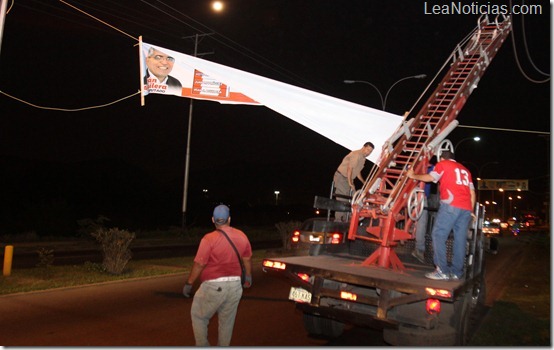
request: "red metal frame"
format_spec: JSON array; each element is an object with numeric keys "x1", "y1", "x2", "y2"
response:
[{"x1": 348, "y1": 16, "x2": 512, "y2": 270}]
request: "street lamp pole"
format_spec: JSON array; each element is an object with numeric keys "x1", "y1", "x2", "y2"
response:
[
  {"x1": 383, "y1": 74, "x2": 426, "y2": 111},
  {"x1": 499, "y1": 188, "x2": 506, "y2": 220},
  {"x1": 181, "y1": 33, "x2": 214, "y2": 231},
  {"x1": 454, "y1": 136, "x2": 481, "y2": 152},
  {"x1": 476, "y1": 161, "x2": 499, "y2": 204},
  {"x1": 343, "y1": 74, "x2": 426, "y2": 111}
]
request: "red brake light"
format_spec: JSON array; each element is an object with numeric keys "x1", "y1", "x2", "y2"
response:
[
  {"x1": 297, "y1": 273, "x2": 310, "y2": 281},
  {"x1": 291, "y1": 230, "x2": 300, "y2": 243},
  {"x1": 330, "y1": 233, "x2": 343, "y2": 244},
  {"x1": 426, "y1": 298, "x2": 441, "y2": 314}
]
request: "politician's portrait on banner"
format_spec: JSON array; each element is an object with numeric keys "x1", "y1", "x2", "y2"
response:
[
  {"x1": 143, "y1": 46, "x2": 182, "y2": 95},
  {"x1": 140, "y1": 42, "x2": 259, "y2": 104}
]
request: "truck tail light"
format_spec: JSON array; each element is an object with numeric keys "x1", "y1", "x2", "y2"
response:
[
  {"x1": 330, "y1": 233, "x2": 343, "y2": 244},
  {"x1": 425, "y1": 287, "x2": 452, "y2": 298},
  {"x1": 426, "y1": 298, "x2": 441, "y2": 314},
  {"x1": 291, "y1": 230, "x2": 301, "y2": 243},
  {"x1": 340, "y1": 291, "x2": 358, "y2": 301},
  {"x1": 262, "y1": 259, "x2": 286, "y2": 270},
  {"x1": 297, "y1": 273, "x2": 310, "y2": 282}
]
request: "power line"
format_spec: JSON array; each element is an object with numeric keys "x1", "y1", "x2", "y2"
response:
[
  {"x1": 140, "y1": 0, "x2": 323, "y2": 91},
  {"x1": 0, "y1": 90, "x2": 140, "y2": 111},
  {"x1": 508, "y1": 0, "x2": 550, "y2": 84},
  {"x1": 520, "y1": 1, "x2": 550, "y2": 77},
  {"x1": 458, "y1": 124, "x2": 549, "y2": 135}
]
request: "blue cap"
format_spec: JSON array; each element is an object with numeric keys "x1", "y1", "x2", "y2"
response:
[{"x1": 213, "y1": 205, "x2": 230, "y2": 224}]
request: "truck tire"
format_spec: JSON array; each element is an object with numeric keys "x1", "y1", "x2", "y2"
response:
[
  {"x1": 469, "y1": 270, "x2": 487, "y2": 328},
  {"x1": 452, "y1": 293, "x2": 471, "y2": 345},
  {"x1": 302, "y1": 313, "x2": 345, "y2": 338}
]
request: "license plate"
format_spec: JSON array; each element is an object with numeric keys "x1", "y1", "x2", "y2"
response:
[
  {"x1": 309, "y1": 234, "x2": 321, "y2": 242},
  {"x1": 289, "y1": 287, "x2": 312, "y2": 303}
]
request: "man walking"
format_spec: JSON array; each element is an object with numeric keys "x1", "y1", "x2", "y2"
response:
[
  {"x1": 406, "y1": 150, "x2": 475, "y2": 280},
  {"x1": 183, "y1": 204, "x2": 252, "y2": 346}
]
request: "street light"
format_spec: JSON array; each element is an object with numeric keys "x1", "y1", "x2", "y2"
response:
[
  {"x1": 343, "y1": 74, "x2": 427, "y2": 111},
  {"x1": 499, "y1": 188, "x2": 506, "y2": 220},
  {"x1": 476, "y1": 161, "x2": 499, "y2": 204},
  {"x1": 508, "y1": 194, "x2": 523, "y2": 218},
  {"x1": 454, "y1": 136, "x2": 481, "y2": 152},
  {"x1": 274, "y1": 190, "x2": 280, "y2": 206},
  {"x1": 478, "y1": 161, "x2": 499, "y2": 179}
]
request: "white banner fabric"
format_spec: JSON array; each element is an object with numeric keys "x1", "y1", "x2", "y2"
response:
[{"x1": 141, "y1": 42, "x2": 403, "y2": 163}]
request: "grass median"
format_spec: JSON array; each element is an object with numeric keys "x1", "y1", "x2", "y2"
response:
[{"x1": 0, "y1": 250, "x2": 269, "y2": 296}]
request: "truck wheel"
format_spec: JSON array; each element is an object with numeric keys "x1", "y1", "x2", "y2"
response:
[
  {"x1": 470, "y1": 270, "x2": 487, "y2": 322},
  {"x1": 453, "y1": 293, "x2": 471, "y2": 345},
  {"x1": 303, "y1": 313, "x2": 345, "y2": 338}
]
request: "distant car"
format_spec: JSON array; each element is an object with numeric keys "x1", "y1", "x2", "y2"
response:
[
  {"x1": 290, "y1": 217, "x2": 349, "y2": 250},
  {"x1": 523, "y1": 219, "x2": 535, "y2": 227},
  {"x1": 482, "y1": 222, "x2": 501, "y2": 236},
  {"x1": 507, "y1": 218, "x2": 517, "y2": 227}
]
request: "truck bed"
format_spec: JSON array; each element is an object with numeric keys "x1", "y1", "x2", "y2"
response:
[{"x1": 274, "y1": 254, "x2": 467, "y2": 300}]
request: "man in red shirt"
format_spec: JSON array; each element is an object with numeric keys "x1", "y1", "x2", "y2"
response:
[
  {"x1": 183, "y1": 205, "x2": 252, "y2": 346},
  {"x1": 407, "y1": 150, "x2": 476, "y2": 281}
]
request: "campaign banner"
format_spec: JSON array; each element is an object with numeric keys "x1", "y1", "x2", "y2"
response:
[{"x1": 139, "y1": 41, "x2": 403, "y2": 163}]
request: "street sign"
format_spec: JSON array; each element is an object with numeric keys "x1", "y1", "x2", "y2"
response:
[{"x1": 478, "y1": 179, "x2": 528, "y2": 191}]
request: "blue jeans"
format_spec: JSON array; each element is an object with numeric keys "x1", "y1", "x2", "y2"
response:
[
  {"x1": 191, "y1": 280, "x2": 243, "y2": 346},
  {"x1": 415, "y1": 197, "x2": 428, "y2": 252},
  {"x1": 432, "y1": 202, "x2": 472, "y2": 277}
]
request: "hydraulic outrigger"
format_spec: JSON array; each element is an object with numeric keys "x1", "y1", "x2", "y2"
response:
[{"x1": 347, "y1": 15, "x2": 512, "y2": 270}]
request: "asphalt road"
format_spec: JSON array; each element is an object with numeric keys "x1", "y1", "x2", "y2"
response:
[{"x1": 0, "y1": 233, "x2": 539, "y2": 346}]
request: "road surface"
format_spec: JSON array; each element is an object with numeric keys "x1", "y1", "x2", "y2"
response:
[{"x1": 0, "y1": 234, "x2": 537, "y2": 346}]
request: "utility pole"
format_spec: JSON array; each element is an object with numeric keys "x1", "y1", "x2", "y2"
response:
[
  {"x1": 181, "y1": 33, "x2": 214, "y2": 231},
  {"x1": 0, "y1": 0, "x2": 8, "y2": 56}
]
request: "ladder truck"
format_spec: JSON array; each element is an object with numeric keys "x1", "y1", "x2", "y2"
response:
[{"x1": 263, "y1": 15, "x2": 512, "y2": 345}]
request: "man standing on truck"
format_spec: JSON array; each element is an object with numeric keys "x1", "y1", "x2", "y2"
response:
[
  {"x1": 333, "y1": 142, "x2": 374, "y2": 222},
  {"x1": 406, "y1": 150, "x2": 475, "y2": 281},
  {"x1": 412, "y1": 156, "x2": 438, "y2": 263}
]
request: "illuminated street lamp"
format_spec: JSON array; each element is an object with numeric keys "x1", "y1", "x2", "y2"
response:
[
  {"x1": 274, "y1": 190, "x2": 280, "y2": 206},
  {"x1": 211, "y1": 1, "x2": 224, "y2": 11},
  {"x1": 343, "y1": 74, "x2": 427, "y2": 111}
]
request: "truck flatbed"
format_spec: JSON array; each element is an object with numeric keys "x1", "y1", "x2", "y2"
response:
[{"x1": 272, "y1": 254, "x2": 468, "y2": 301}]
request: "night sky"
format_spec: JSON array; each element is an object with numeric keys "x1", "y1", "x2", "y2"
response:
[{"x1": 0, "y1": 0, "x2": 550, "y2": 234}]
